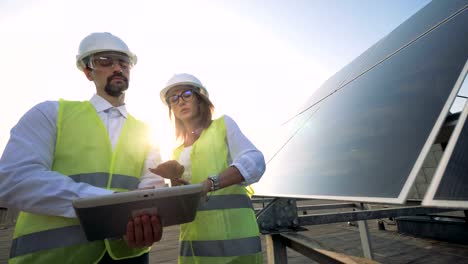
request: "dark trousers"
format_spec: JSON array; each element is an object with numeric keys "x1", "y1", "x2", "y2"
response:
[{"x1": 98, "y1": 252, "x2": 149, "y2": 264}]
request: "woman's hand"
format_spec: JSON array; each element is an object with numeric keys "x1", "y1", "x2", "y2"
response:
[
  {"x1": 170, "y1": 178, "x2": 190, "y2": 186},
  {"x1": 202, "y1": 179, "x2": 213, "y2": 196},
  {"x1": 149, "y1": 160, "x2": 184, "y2": 180}
]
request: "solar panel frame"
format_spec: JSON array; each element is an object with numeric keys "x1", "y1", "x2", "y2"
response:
[{"x1": 423, "y1": 63, "x2": 468, "y2": 208}]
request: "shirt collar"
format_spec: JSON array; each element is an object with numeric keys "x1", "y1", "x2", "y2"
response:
[{"x1": 89, "y1": 94, "x2": 128, "y2": 118}]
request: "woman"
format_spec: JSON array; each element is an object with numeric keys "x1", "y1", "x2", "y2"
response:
[{"x1": 154, "y1": 73, "x2": 265, "y2": 264}]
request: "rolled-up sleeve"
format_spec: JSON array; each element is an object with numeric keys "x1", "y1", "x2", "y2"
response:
[
  {"x1": 224, "y1": 115, "x2": 266, "y2": 185},
  {"x1": 139, "y1": 145, "x2": 166, "y2": 188}
]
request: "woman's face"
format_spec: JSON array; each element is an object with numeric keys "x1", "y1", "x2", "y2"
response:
[{"x1": 166, "y1": 85, "x2": 200, "y2": 122}]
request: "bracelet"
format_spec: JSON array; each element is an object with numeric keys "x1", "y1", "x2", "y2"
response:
[
  {"x1": 208, "y1": 175, "x2": 220, "y2": 191},
  {"x1": 208, "y1": 178, "x2": 215, "y2": 192},
  {"x1": 205, "y1": 178, "x2": 214, "y2": 202}
]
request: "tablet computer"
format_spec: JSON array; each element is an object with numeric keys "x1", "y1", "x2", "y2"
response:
[{"x1": 73, "y1": 184, "x2": 204, "y2": 241}]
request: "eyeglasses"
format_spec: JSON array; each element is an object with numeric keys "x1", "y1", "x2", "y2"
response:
[
  {"x1": 166, "y1": 89, "x2": 195, "y2": 105},
  {"x1": 89, "y1": 54, "x2": 133, "y2": 71}
]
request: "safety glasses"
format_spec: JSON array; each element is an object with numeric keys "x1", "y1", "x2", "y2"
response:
[
  {"x1": 166, "y1": 89, "x2": 195, "y2": 106},
  {"x1": 89, "y1": 53, "x2": 133, "y2": 71}
]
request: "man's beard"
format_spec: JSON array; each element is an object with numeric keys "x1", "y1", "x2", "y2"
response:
[{"x1": 105, "y1": 73, "x2": 129, "y2": 97}]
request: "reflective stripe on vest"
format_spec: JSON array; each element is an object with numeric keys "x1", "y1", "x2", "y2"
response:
[
  {"x1": 70, "y1": 172, "x2": 140, "y2": 190},
  {"x1": 110, "y1": 174, "x2": 139, "y2": 190},
  {"x1": 198, "y1": 194, "x2": 254, "y2": 211},
  {"x1": 180, "y1": 236, "x2": 261, "y2": 257},
  {"x1": 69, "y1": 173, "x2": 108, "y2": 187},
  {"x1": 69, "y1": 173, "x2": 139, "y2": 190},
  {"x1": 10, "y1": 225, "x2": 87, "y2": 258}
]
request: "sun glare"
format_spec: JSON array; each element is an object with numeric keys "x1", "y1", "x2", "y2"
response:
[{"x1": 0, "y1": 0, "x2": 329, "y2": 155}]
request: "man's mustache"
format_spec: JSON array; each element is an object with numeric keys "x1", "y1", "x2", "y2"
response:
[{"x1": 107, "y1": 73, "x2": 128, "y2": 83}]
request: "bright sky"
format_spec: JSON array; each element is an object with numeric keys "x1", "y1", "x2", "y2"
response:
[{"x1": 0, "y1": 0, "x2": 435, "y2": 159}]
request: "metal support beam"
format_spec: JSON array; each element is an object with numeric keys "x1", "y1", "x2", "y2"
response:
[
  {"x1": 257, "y1": 202, "x2": 356, "y2": 214},
  {"x1": 298, "y1": 203, "x2": 356, "y2": 212},
  {"x1": 357, "y1": 220, "x2": 373, "y2": 259},
  {"x1": 355, "y1": 203, "x2": 374, "y2": 260},
  {"x1": 299, "y1": 206, "x2": 455, "y2": 226}
]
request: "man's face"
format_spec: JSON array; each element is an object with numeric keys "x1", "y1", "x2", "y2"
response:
[{"x1": 85, "y1": 52, "x2": 131, "y2": 97}]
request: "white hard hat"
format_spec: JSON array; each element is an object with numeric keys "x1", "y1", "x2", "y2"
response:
[
  {"x1": 160, "y1": 73, "x2": 209, "y2": 105},
  {"x1": 76, "y1": 32, "x2": 137, "y2": 71}
]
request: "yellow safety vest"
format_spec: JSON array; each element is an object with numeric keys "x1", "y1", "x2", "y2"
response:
[
  {"x1": 9, "y1": 100, "x2": 151, "y2": 264},
  {"x1": 173, "y1": 116, "x2": 262, "y2": 264}
]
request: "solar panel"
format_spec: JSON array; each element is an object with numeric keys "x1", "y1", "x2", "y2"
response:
[
  {"x1": 254, "y1": 2, "x2": 468, "y2": 204},
  {"x1": 293, "y1": 1, "x2": 468, "y2": 116},
  {"x1": 423, "y1": 71, "x2": 468, "y2": 209}
]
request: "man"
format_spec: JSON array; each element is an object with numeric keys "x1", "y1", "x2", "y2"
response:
[{"x1": 0, "y1": 32, "x2": 165, "y2": 263}]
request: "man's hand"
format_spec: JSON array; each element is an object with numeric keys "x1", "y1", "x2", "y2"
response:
[
  {"x1": 124, "y1": 214, "x2": 163, "y2": 248},
  {"x1": 149, "y1": 160, "x2": 184, "y2": 180}
]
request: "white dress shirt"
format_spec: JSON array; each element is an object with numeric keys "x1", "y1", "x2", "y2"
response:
[
  {"x1": 177, "y1": 115, "x2": 265, "y2": 185},
  {"x1": 0, "y1": 94, "x2": 164, "y2": 218}
]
